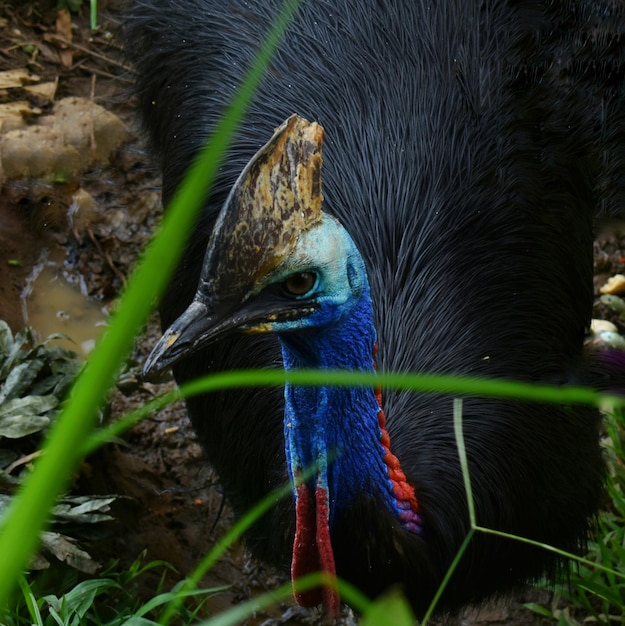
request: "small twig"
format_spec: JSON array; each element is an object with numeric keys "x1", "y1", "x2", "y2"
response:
[
  {"x1": 89, "y1": 73, "x2": 96, "y2": 149},
  {"x1": 81, "y1": 65, "x2": 134, "y2": 83},
  {"x1": 6, "y1": 450, "x2": 43, "y2": 475},
  {"x1": 86, "y1": 227, "x2": 127, "y2": 287},
  {"x1": 45, "y1": 33, "x2": 131, "y2": 71}
]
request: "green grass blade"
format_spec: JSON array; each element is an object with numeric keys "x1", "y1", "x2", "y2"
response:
[
  {"x1": 192, "y1": 574, "x2": 369, "y2": 626},
  {"x1": 157, "y1": 478, "x2": 295, "y2": 625},
  {"x1": 90, "y1": 0, "x2": 97, "y2": 30},
  {"x1": 175, "y1": 368, "x2": 617, "y2": 409},
  {"x1": 453, "y1": 398, "x2": 476, "y2": 526},
  {"x1": 420, "y1": 530, "x2": 475, "y2": 625},
  {"x1": 195, "y1": 580, "x2": 295, "y2": 626},
  {"x1": 473, "y1": 525, "x2": 625, "y2": 581},
  {"x1": 79, "y1": 368, "x2": 618, "y2": 462},
  {"x1": 16, "y1": 574, "x2": 44, "y2": 626}
]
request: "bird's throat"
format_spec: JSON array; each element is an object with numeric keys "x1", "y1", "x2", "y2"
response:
[
  {"x1": 281, "y1": 286, "x2": 423, "y2": 612},
  {"x1": 284, "y1": 384, "x2": 340, "y2": 614},
  {"x1": 286, "y1": 377, "x2": 423, "y2": 614}
]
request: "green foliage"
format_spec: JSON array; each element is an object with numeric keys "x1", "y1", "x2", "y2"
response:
[
  {"x1": 0, "y1": 319, "x2": 78, "y2": 480},
  {"x1": 56, "y1": 0, "x2": 84, "y2": 12},
  {"x1": 0, "y1": 321, "x2": 120, "y2": 575},
  {"x1": 0, "y1": 321, "x2": 80, "y2": 441},
  {"x1": 56, "y1": 0, "x2": 96, "y2": 18},
  {"x1": 526, "y1": 407, "x2": 625, "y2": 625},
  {"x1": 361, "y1": 591, "x2": 415, "y2": 626},
  {"x1": 5, "y1": 553, "x2": 218, "y2": 626}
]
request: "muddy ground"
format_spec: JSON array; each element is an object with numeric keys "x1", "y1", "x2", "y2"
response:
[{"x1": 1, "y1": 2, "x2": 624, "y2": 624}]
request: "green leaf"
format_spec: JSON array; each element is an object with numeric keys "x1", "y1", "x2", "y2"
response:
[
  {"x1": 0, "y1": 394, "x2": 58, "y2": 416},
  {"x1": 123, "y1": 618, "x2": 161, "y2": 626},
  {"x1": 0, "y1": 320, "x2": 14, "y2": 357},
  {"x1": 524, "y1": 601, "x2": 556, "y2": 618},
  {"x1": 134, "y1": 587, "x2": 227, "y2": 618},
  {"x1": 0, "y1": 360, "x2": 45, "y2": 403},
  {"x1": 0, "y1": 399, "x2": 56, "y2": 438},
  {"x1": 0, "y1": 326, "x2": 30, "y2": 380},
  {"x1": 51, "y1": 496, "x2": 116, "y2": 524},
  {"x1": 0, "y1": 392, "x2": 59, "y2": 438},
  {"x1": 361, "y1": 590, "x2": 415, "y2": 626},
  {"x1": 16, "y1": 574, "x2": 44, "y2": 626}
]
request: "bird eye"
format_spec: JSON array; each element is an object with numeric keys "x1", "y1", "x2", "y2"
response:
[{"x1": 283, "y1": 272, "x2": 316, "y2": 296}]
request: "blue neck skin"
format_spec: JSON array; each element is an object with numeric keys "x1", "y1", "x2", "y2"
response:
[{"x1": 280, "y1": 284, "x2": 403, "y2": 529}]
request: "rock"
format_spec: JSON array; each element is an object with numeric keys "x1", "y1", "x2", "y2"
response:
[
  {"x1": 0, "y1": 97, "x2": 129, "y2": 184},
  {"x1": 42, "y1": 97, "x2": 129, "y2": 164},
  {"x1": 67, "y1": 188, "x2": 101, "y2": 239},
  {"x1": 591, "y1": 319, "x2": 618, "y2": 334},
  {"x1": 600, "y1": 273, "x2": 625, "y2": 295},
  {"x1": 0, "y1": 101, "x2": 32, "y2": 134},
  {"x1": 0, "y1": 126, "x2": 81, "y2": 179}
]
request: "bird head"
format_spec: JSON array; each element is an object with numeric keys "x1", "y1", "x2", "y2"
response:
[{"x1": 143, "y1": 114, "x2": 369, "y2": 375}]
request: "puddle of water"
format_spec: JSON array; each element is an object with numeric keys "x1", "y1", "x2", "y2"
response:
[{"x1": 21, "y1": 248, "x2": 108, "y2": 356}]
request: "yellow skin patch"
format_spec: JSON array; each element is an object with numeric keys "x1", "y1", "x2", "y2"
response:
[
  {"x1": 165, "y1": 331, "x2": 180, "y2": 348},
  {"x1": 243, "y1": 324, "x2": 274, "y2": 333}
]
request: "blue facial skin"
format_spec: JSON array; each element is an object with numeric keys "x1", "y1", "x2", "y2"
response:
[{"x1": 264, "y1": 215, "x2": 409, "y2": 530}]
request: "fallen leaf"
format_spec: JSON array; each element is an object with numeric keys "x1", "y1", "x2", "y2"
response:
[
  {"x1": 0, "y1": 101, "x2": 33, "y2": 133},
  {"x1": 0, "y1": 69, "x2": 31, "y2": 89},
  {"x1": 24, "y1": 80, "x2": 58, "y2": 101},
  {"x1": 40, "y1": 532, "x2": 100, "y2": 574},
  {"x1": 55, "y1": 9, "x2": 73, "y2": 68}
]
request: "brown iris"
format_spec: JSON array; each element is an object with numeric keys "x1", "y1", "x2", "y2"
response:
[{"x1": 283, "y1": 272, "x2": 316, "y2": 296}]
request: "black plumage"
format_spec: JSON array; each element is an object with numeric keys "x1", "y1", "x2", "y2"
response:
[{"x1": 126, "y1": 0, "x2": 625, "y2": 617}]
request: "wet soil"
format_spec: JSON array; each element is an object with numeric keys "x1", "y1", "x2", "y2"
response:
[{"x1": 1, "y1": 2, "x2": 624, "y2": 625}]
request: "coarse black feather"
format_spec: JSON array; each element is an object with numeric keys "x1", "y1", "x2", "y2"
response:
[{"x1": 126, "y1": 0, "x2": 625, "y2": 617}]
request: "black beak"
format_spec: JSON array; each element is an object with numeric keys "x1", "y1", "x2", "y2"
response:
[
  {"x1": 143, "y1": 294, "x2": 315, "y2": 378},
  {"x1": 143, "y1": 299, "x2": 239, "y2": 377}
]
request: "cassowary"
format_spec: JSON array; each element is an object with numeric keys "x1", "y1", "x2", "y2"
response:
[{"x1": 127, "y1": 0, "x2": 625, "y2": 618}]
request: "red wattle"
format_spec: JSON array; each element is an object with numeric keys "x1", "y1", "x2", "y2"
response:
[
  {"x1": 315, "y1": 484, "x2": 340, "y2": 615},
  {"x1": 291, "y1": 482, "x2": 340, "y2": 615}
]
